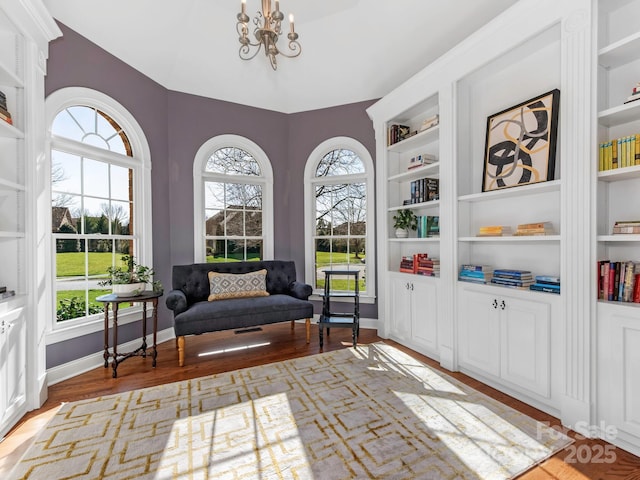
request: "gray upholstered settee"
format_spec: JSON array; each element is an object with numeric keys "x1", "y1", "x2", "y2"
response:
[{"x1": 166, "y1": 260, "x2": 314, "y2": 366}]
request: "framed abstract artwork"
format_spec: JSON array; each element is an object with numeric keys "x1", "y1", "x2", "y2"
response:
[{"x1": 482, "y1": 89, "x2": 560, "y2": 192}]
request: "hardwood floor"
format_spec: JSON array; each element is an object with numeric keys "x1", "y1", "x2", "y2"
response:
[{"x1": 1, "y1": 323, "x2": 639, "y2": 479}]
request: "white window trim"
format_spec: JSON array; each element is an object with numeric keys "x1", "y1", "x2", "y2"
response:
[
  {"x1": 304, "y1": 137, "x2": 376, "y2": 303},
  {"x1": 44, "y1": 87, "x2": 153, "y2": 344},
  {"x1": 193, "y1": 134, "x2": 274, "y2": 262}
]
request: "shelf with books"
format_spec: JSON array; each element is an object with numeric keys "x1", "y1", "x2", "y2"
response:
[
  {"x1": 387, "y1": 125, "x2": 439, "y2": 153},
  {"x1": 597, "y1": 234, "x2": 640, "y2": 243},
  {"x1": 388, "y1": 200, "x2": 439, "y2": 213},
  {"x1": 388, "y1": 161, "x2": 439, "y2": 183},
  {"x1": 458, "y1": 235, "x2": 561, "y2": 243}
]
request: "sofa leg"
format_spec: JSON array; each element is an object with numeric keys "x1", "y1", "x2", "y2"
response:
[
  {"x1": 177, "y1": 336, "x2": 185, "y2": 367},
  {"x1": 305, "y1": 318, "x2": 310, "y2": 343},
  {"x1": 291, "y1": 320, "x2": 295, "y2": 331}
]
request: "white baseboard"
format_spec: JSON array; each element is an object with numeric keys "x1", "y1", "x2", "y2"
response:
[{"x1": 46, "y1": 328, "x2": 175, "y2": 386}]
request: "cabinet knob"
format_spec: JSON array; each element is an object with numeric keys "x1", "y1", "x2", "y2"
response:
[
  {"x1": 410, "y1": 283, "x2": 414, "y2": 291},
  {"x1": 500, "y1": 300, "x2": 506, "y2": 310},
  {"x1": 492, "y1": 299, "x2": 498, "y2": 309},
  {"x1": 406, "y1": 283, "x2": 410, "y2": 290}
]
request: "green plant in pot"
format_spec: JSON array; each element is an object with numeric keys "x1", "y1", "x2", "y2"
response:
[
  {"x1": 393, "y1": 209, "x2": 418, "y2": 238},
  {"x1": 98, "y1": 255, "x2": 160, "y2": 296}
]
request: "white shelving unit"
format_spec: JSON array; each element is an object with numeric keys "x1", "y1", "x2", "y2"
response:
[
  {"x1": 0, "y1": 1, "x2": 60, "y2": 439},
  {"x1": 369, "y1": 0, "x2": 595, "y2": 435},
  {"x1": 595, "y1": 0, "x2": 640, "y2": 458}
]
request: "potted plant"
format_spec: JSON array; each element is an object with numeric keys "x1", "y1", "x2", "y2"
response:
[
  {"x1": 99, "y1": 255, "x2": 157, "y2": 297},
  {"x1": 393, "y1": 209, "x2": 418, "y2": 238}
]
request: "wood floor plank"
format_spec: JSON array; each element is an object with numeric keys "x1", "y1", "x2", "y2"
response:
[{"x1": 1, "y1": 323, "x2": 639, "y2": 479}]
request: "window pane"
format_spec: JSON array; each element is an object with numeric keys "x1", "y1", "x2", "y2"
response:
[
  {"x1": 52, "y1": 196, "x2": 80, "y2": 234},
  {"x1": 109, "y1": 200, "x2": 131, "y2": 235},
  {"x1": 56, "y1": 239, "x2": 86, "y2": 278},
  {"x1": 206, "y1": 239, "x2": 226, "y2": 262},
  {"x1": 205, "y1": 182, "x2": 225, "y2": 209},
  {"x1": 52, "y1": 106, "x2": 131, "y2": 155},
  {"x1": 206, "y1": 147, "x2": 261, "y2": 176},
  {"x1": 316, "y1": 149, "x2": 365, "y2": 177},
  {"x1": 110, "y1": 165, "x2": 132, "y2": 201},
  {"x1": 224, "y1": 208, "x2": 242, "y2": 236},
  {"x1": 245, "y1": 209, "x2": 262, "y2": 236},
  {"x1": 246, "y1": 239, "x2": 263, "y2": 260},
  {"x1": 52, "y1": 151, "x2": 82, "y2": 195},
  {"x1": 84, "y1": 158, "x2": 109, "y2": 199},
  {"x1": 205, "y1": 209, "x2": 223, "y2": 235}
]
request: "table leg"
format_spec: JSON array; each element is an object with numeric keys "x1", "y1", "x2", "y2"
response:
[
  {"x1": 152, "y1": 298, "x2": 158, "y2": 367},
  {"x1": 141, "y1": 301, "x2": 148, "y2": 357},
  {"x1": 103, "y1": 303, "x2": 110, "y2": 368},
  {"x1": 111, "y1": 303, "x2": 119, "y2": 378}
]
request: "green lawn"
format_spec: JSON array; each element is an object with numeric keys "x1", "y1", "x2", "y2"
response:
[
  {"x1": 315, "y1": 251, "x2": 366, "y2": 290},
  {"x1": 56, "y1": 252, "x2": 125, "y2": 277}
]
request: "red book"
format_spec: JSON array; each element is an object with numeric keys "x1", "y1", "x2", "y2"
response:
[
  {"x1": 608, "y1": 262, "x2": 615, "y2": 301},
  {"x1": 603, "y1": 262, "x2": 610, "y2": 301},
  {"x1": 634, "y1": 274, "x2": 640, "y2": 303}
]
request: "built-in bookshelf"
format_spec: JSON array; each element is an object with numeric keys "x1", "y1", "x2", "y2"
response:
[
  {"x1": 595, "y1": 0, "x2": 640, "y2": 457},
  {"x1": 0, "y1": 1, "x2": 60, "y2": 440}
]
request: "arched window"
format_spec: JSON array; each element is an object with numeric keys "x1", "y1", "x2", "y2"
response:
[
  {"x1": 194, "y1": 135, "x2": 273, "y2": 262},
  {"x1": 304, "y1": 137, "x2": 375, "y2": 299},
  {"x1": 46, "y1": 88, "x2": 152, "y2": 334}
]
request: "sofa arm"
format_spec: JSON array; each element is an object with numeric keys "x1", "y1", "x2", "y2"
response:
[
  {"x1": 288, "y1": 281, "x2": 313, "y2": 300},
  {"x1": 165, "y1": 289, "x2": 188, "y2": 316}
]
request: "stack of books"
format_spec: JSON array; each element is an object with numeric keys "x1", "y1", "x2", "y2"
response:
[
  {"x1": 598, "y1": 261, "x2": 639, "y2": 302},
  {"x1": 477, "y1": 225, "x2": 512, "y2": 237},
  {"x1": 530, "y1": 275, "x2": 561, "y2": 294},
  {"x1": 407, "y1": 153, "x2": 437, "y2": 170},
  {"x1": 612, "y1": 220, "x2": 640, "y2": 235},
  {"x1": 415, "y1": 254, "x2": 440, "y2": 277},
  {"x1": 416, "y1": 215, "x2": 439, "y2": 238},
  {"x1": 459, "y1": 264, "x2": 493, "y2": 284},
  {"x1": 419, "y1": 114, "x2": 439, "y2": 132},
  {"x1": 513, "y1": 221, "x2": 554, "y2": 236},
  {"x1": 399, "y1": 256, "x2": 415, "y2": 274},
  {"x1": 0, "y1": 90, "x2": 12, "y2": 125},
  {"x1": 491, "y1": 269, "x2": 534, "y2": 289}
]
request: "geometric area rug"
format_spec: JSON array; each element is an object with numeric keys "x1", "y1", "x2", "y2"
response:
[{"x1": 9, "y1": 343, "x2": 572, "y2": 479}]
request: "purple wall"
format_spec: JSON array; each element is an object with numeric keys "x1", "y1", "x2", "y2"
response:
[{"x1": 44, "y1": 22, "x2": 377, "y2": 368}]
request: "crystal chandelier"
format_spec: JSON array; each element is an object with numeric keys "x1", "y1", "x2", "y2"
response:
[{"x1": 236, "y1": 0, "x2": 301, "y2": 70}]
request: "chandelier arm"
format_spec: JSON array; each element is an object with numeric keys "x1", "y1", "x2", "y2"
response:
[
  {"x1": 276, "y1": 41, "x2": 301, "y2": 58},
  {"x1": 239, "y1": 43, "x2": 264, "y2": 61}
]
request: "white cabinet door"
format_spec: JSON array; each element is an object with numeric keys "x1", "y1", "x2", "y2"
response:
[
  {"x1": 411, "y1": 279, "x2": 438, "y2": 353},
  {"x1": 458, "y1": 289, "x2": 500, "y2": 377},
  {"x1": 598, "y1": 304, "x2": 640, "y2": 440},
  {"x1": 389, "y1": 276, "x2": 412, "y2": 342},
  {"x1": 500, "y1": 296, "x2": 550, "y2": 397},
  {"x1": 0, "y1": 306, "x2": 26, "y2": 433}
]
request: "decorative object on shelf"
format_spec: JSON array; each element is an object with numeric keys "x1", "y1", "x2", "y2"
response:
[
  {"x1": 0, "y1": 90, "x2": 12, "y2": 125},
  {"x1": 623, "y1": 81, "x2": 640, "y2": 104},
  {"x1": 98, "y1": 255, "x2": 159, "y2": 297},
  {"x1": 393, "y1": 209, "x2": 417, "y2": 238},
  {"x1": 0, "y1": 289, "x2": 16, "y2": 300},
  {"x1": 387, "y1": 123, "x2": 413, "y2": 145},
  {"x1": 513, "y1": 221, "x2": 555, "y2": 236},
  {"x1": 482, "y1": 89, "x2": 560, "y2": 192},
  {"x1": 236, "y1": 0, "x2": 301, "y2": 70}
]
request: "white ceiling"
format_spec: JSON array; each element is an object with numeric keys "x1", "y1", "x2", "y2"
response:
[{"x1": 42, "y1": 0, "x2": 518, "y2": 113}]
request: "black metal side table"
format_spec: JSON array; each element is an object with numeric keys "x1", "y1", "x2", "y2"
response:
[
  {"x1": 96, "y1": 290, "x2": 162, "y2": 378},
  {"x1": 318, "y1": 270, "x2": 360, "y2": 348}
]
